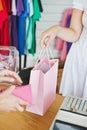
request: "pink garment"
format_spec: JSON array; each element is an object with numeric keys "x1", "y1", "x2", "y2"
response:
[{"x1": 55, "y1": 8, "x2": 72, "y2": 61}]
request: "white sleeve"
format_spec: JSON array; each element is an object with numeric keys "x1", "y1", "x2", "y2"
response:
[{"x1": 72, "y1": 0, "x2": 84, "y2": 11}]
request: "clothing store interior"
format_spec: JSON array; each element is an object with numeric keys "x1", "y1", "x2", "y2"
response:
[{"x1": 0, "y1": 0, "x2": 87, "y2": 130}]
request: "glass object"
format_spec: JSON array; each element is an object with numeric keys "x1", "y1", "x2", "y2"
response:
[{"x1": 0, "y1": 46, "x2": 18, "y2": 72}]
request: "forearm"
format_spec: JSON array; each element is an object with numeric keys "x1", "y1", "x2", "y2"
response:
[
  {"x1": 56, "y1": 9, "x2": 83, "y2": 43},
  {"x1": 40, "y1": 9, "x2": 83, "y2": 48},
  {"x1": 56, "y1": 25, "x2": 82, "y2": 43}
]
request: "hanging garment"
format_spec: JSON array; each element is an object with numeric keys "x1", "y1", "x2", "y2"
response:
[
  {"x1": 4, "y1": 0, "x2": 12, "y2": 15},
  {"x1": 28, "y1": 0, "x2": 34, "y2": 17},
  {"x1": 0, "y1": 0, "x2": 10, "y2": 46},
  {"x1": 11, "y1": 0, "x2": 16, "y2": 15},
  {"x1": 0, "y1": 0, "x2": 3, "y2": 11},
  {"x1": 38, "y1": 0, "x2": 43, "y2": 12},
  {"x1": 11, "y1": 15, "x2": 18, "y2": 48},
  {"x1": 11, "y1": 0, "x2": 24, "y2": 49},
  {"x1": 4, "y1": 0, "x2": 12, "y2": 46},
  {"x1": 11, "y1": 0, "x2": 18, "y2": 48},
  {"x1": 55, "y1": 9, "x2": 72, "y2": 61},
  {"x1": 26, "y1": 0, "x2": 42, "y2": 55},
  {"x1": 66, "y1": 15, "x2": 72, "y2": 53},
  {"x1": 17, "y1": 0, "x2": 29, "y2": 55},
  {"x1": 17, "y1": 0, "x2": 24, "y2": 16},
  {"x1": 25, "y1": 0, "x2": 34, "y2": 54}
]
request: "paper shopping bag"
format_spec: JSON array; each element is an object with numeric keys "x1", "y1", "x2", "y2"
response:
[{"x1": 26, "y1": 58, "x2": 59, "y2": 115}]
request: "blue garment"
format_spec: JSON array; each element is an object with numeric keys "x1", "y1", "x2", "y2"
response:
[
  {"x1": 17, "y1": 0, "x2": 29, "y2": 54},
  {"x1": 66, "y1": 15, "x2": 72, "y2": 52},
  {"x1": 18, "y1": 17, "x2": 25, "y2": 54}
]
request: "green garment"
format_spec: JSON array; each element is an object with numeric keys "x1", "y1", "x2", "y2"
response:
[{"x1": 25, "y1": 0, "x2": 42, "y2": 55}]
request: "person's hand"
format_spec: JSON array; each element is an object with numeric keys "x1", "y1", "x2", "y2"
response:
[
  {"x1": 0, "y1": 85, "x2": 28, "y2": 112},
  {"x1": 40, "y1": 25, "x2": 59, "y2": 48},
  {"x1": 0, "y1": 69, "x2": 22, "y2": 85}
]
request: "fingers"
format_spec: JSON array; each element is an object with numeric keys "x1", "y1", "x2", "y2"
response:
[
  {"x1": 16, "y1": 104, "x2": 24, "y2": 112},
  {"x1": 15, "y1": 98, "x2": 28, "y2": 112},
  {"x1": 40, "y1": 26, "x2": 58, "y2": 48},
  {"x1": 1, "y1": 85, "x2": 15, "y2": 96},
  {"x1": 0, "y1": 77, "x2": 15, "y2": 83},
  {"x1": 17, "y1": 98, "x2": 28, "y2": 106},
  {"x1": 8, "y1": 71, "x2": 22, "y2": 85},
  {"x1": 0, "y1": 69, "x2": 22, "y2": 85},
  {"x1": 45, "y1": 37, "x2": 51, "y2": 48},
  {"x1": 40, "y1": 35, "x2": 47, "y2": 48},
  {"x1": 1, "y1": 86, "x2": 28, "y2": 106},
  {"x1": 0, "y1": 86, "x2": 28, "y2": 112},
  {"x1": 40, "y1": 31, "x2": 51, "y2": 48}
]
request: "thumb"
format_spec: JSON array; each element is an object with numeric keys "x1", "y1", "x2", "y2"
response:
[{"x1": 1, "y1": 85, "x2": 16, "y2": 96}]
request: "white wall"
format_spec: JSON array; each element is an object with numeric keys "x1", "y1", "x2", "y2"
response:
[{"x1": 21, "y1": 0, "x2": 73, "y2": 69}]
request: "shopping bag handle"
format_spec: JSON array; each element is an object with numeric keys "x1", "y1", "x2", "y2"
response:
[
  {"x1": 35, "y1": 46, "x2": 54, "y2": 66},
  {"x1": 35, "y1": 46, "x2": 45, "y2": 66},
  {"x1": 45, "y1": 47, "x2": 54, "y2": 59}
]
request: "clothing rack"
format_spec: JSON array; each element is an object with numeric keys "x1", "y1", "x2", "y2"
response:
[{"x1": 19, "y1": 55, "x2": 27, "y2": 71}]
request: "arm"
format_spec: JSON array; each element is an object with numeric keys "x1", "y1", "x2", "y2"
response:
[{"x1": 40, "y1": 9, "x2": 83, "y2": 47}]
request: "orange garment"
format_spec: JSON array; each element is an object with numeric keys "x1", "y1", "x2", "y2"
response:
[{"x1": 0, "y1": 0, "x2": 3, "y2": 11}]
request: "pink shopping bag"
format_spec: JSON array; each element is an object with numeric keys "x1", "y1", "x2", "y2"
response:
[{"x1": 26, "y1": 58, "x2": 59, "y2": 115}]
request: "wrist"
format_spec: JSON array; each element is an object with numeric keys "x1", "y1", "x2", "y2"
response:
[{"x1": 51, "y1": 25, "x2": 61, "y2": 36}]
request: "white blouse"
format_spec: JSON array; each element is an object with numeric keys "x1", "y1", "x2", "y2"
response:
[{"x1": 73, "y1": 0, "x2": 86, "y2": 10}]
